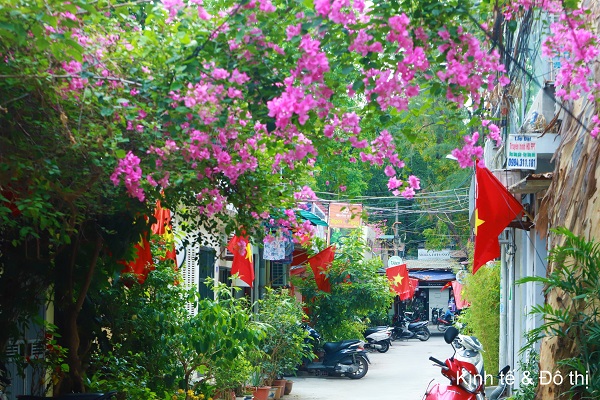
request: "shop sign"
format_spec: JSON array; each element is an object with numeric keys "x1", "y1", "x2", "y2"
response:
[
  {"x1": 507, "y1": 134, "x2": 537, "y2": 170},
  {"x1": 328, "y1": 202, "x2": 363, "y2": 228},
  {"x1": 418, "y1": 249, "x2": 452, "y2": 260}
]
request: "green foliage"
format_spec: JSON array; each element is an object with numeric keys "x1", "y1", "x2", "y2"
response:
[
  {"x1": 292, "y1": 229, "x2": 394, "y2": 341},
  {"x1": 461, "y1": 260, "x2": 500, "y2": 377},
  {"x1": 87, "y1": 347, "x2": 158, "y2": 400},
  {"x1": 509, "y1": 350, "x2": 539, "y2": 400},
  {"x1": 517, "y1": 227, "x2": 600, "y2": 399},
  {"x1": 423, "y1": 219, "x2": 452, "y2": 250},
  {"x1": 255, "y1": 288, "x2": 312, "y2": 385},
  {"x1": 90, "y1": 263, "x2": 264, "y2": 396}
]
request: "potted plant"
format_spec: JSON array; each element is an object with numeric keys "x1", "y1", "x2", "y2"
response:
[
  {"x1": 255, "y1": 288, "x2": 312, "y2": 388},
  {"x1": 213, "y1": 354, "x2": 253, "y2": 400},
  {"x1": 247, "y1": 367, "x2": 270, "y2": 400}
]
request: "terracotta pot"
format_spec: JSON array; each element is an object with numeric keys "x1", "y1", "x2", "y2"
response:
[
  {"x1": 215, "y1": 390, "x2": 235, "y2": 400},
  {"x1": 271, "y1": 379, "x2": 286, "y2": 388},
  {"x1": 251, "y1": 386, "x2": 271, "y2": 400},
  {"x1": 267, "y1": 386, "x2": 282, "y2": 400},
  {"x1": 284, "y1": 380, "x2": 293, "y2": 395}
]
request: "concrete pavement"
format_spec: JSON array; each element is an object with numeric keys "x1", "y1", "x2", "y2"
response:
[{"x1": 285, "y1": 332, "x2": 456, "y2": 400}]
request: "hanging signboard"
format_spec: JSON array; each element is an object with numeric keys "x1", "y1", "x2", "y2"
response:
[
  {"x1": 387, "y1": 256, "x2": 403, "y2": 268},
  {"x1": 418, "y1": 249, "x2": 452, "y2": 260},
  {"x1": 507, "y1": 134, "x2": 537, "y2": 170},
  {"x1": 328, "y1": 202, "x2": 363, "y2": 228}
]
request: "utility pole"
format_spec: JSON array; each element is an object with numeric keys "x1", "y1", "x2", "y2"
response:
[{"x1": 395, "y1": 202, "x2": 399, "y2": 256}]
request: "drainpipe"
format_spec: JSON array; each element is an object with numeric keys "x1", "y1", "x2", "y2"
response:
[{"x1": 499, "y1": 247, "x2": 508, "y2": 374}]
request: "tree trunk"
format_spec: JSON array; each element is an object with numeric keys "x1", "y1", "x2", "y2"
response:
[
  {"x1": 536, "y1": 6, "x2": 600, "y2": 393},
  {"x1": 54, "y1": 230, "x2": 103, "y2": 394}
]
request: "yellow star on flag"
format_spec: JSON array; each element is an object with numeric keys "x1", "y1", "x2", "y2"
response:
[
  {"x1": 393, "y1": 273, "x2": 404, "y2": 286},
  {"x1": 474, "y1": 208, "x2": 485, "y2": 236},
  {"x1": 245, "y1": 243, "x2": 253, "y2": 262}
]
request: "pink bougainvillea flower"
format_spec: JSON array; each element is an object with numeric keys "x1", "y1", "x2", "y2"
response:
[
  {"x1": 408, "y1": 175, "x2": 420, "y2": 190},
  {"x1": 387, "y1": 176, "x2": 402, "y2": 190}
]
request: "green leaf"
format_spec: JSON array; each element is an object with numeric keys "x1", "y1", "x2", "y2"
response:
[
  {"x1": 100, "y1": 107, "x2": 113, "y2": 117},
  {"x1": 341, "y1": 65, "x2": 354, "y2": 75},
  {"x1": 303, "y1": 0, "x2": 314, "y2": 8},
  {"x1": 352, "y1": 79, "x2": 364, "y2": 91}
]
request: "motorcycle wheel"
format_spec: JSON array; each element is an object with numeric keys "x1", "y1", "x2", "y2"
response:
[
  {"x1": 416, "y1": 328, "x2": 431, "y2": 341},
  {"x1": 346, "y1": 356, "x2": 368, "y2": 379},
  {"x1": 438, "y1": 324, "x2": 449, "y2": 332},
  {"x1": 376, "y1": 341, "x2": 390, "y2": 353}
]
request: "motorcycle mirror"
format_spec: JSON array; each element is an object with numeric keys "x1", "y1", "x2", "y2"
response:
[
  {"x1": 498, "y1": 365, "x2": 511, "y2": 378},
  {"x1": 443, "y1": 326, "x2": 459, "y2": 344}
]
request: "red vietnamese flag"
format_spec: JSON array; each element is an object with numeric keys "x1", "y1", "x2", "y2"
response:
[
  {"x1": 227, "y1": 235, "x2": 254, "y2": 287},
  {"x1": 119, "y1": 232, "x2": 154, "y2": 284},
  {"x1": 151, "y1": 201, "x2": 177, "y2": 263},
  {"x1": 386, "y1": 264, "x2": 411, "y2": 300},
  {"x1": 473, "y1": 161, "x2": 523, "y2": 274},
  {"x1": 307, "y1": 246, "x2": 335, "y2": 293}
]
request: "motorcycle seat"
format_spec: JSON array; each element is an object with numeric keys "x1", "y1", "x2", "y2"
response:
[
  {"x1": 408, "y1": 321, "x2": 427, "y2": 330},
  {"x1": 364, "y1": 327, "x2": 388, "y2": 336},
  {"x1": 323, "y1": 339, "x2": 361, "y2": 354}
]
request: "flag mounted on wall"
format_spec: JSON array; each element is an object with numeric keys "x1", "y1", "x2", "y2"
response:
[
  {"x1": 227, "y1": 235, "x2": 254, "y2": 287},
  {"x1": 473, "y1": 161, "x2": 524, "y2": 274},
  {"x1": 386, "y1": 263, "x2": 412, "y2": 300}
]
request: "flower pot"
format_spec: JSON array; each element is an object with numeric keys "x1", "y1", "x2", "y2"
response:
[
  {"x1": 251, "y1": 386, "x2": 271, "y2": 400},
  {"x1": 284, "y1": 380, "x2": 293, "y2": 395},
  {"x1": 215, "y1": 390, "x2": 235, "y2": 400},
  {"x1": 267, "y1": 386, "x2": 283, "y2": 400},
  {"x1": 272, "y1": 384, "x2": 284, "y2": 399},
  {"x1": 270, "y1": 380, "x2": 286, "y2": 397}
]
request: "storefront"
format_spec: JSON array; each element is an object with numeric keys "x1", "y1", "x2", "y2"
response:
[{"x1": 408, "y1": 270, "x2": 456, "y2": 320}]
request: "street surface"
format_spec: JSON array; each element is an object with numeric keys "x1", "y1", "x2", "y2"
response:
[{"x1": 286, "y1": 332, "x2": 453, "y2": 400}]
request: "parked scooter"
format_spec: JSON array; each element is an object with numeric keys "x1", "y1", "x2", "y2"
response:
[
  {"x1": 391, "y1": 314, "x2": 430, "y2": 341},
  {"x1": 300, "y1": 326, "x2": 370, "y2": 379},
  {"x1": 437, "y1": 311, "x2": 456, "y2": 332},
  {"x1": 431, "y1": 307, "x2": 444, "y2": 326},
  {"x1": 363, "y1": 326, "x2": 392, "y2": 353},
  {"x1": 423, "y1": 326, "x2": 511, "y2": 400}
]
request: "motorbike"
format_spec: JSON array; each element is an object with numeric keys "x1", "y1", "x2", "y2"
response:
[
  {"x1": 363, "y1": 326, "x2": 392, "y2": 353},
  {"x1": 431, "y1": 307, "x2": 444, "y2": 326},
  {"x1": 437, "y1": 311, "x2": 456, "y2": 332},
  {"x1": 300, "y1": 326, "x2": 370, "y2": 379},
  {"x1": 391, "y1": 315, "x2": 430, "y2": 341},
  {"x1": 423, "y1": 326, "x2": 511, "y2": 400}
]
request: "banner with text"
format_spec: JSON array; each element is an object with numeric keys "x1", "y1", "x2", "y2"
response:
[
  {"x1": 328, "y1": 203, "x2": 363, "y2": 229},
  {"x1": 507, "y1": 134, "x2": 537, "y2": 170}
]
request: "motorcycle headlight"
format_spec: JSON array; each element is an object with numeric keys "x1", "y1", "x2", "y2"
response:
[{"x1": 458, "y1": 367, "x2": 480, "y2": 393}]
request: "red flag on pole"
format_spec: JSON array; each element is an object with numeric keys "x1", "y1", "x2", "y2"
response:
[
  {"x1": 227, "y1": 235, "x2": 254, "y2": 287},
  {"x1": 307, "y1": 246, "x2": 335, "y2": 293},
  {"x1": 386, "y1": 264, "x2": 411, "y2": 300},
  {"x1": 119, "y1": 232, "x2": 154, "y2": 284},
  {"x1": 473, "y1": 161, "x2": 523, "y2": 274}
]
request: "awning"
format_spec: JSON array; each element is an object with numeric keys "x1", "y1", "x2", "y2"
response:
[
  {"x1": 298, "y1": 210, "x2": 328, "y2": 226},
  {"x1": 408, "y1": 270, "x2": 456, "y2": 281}
]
